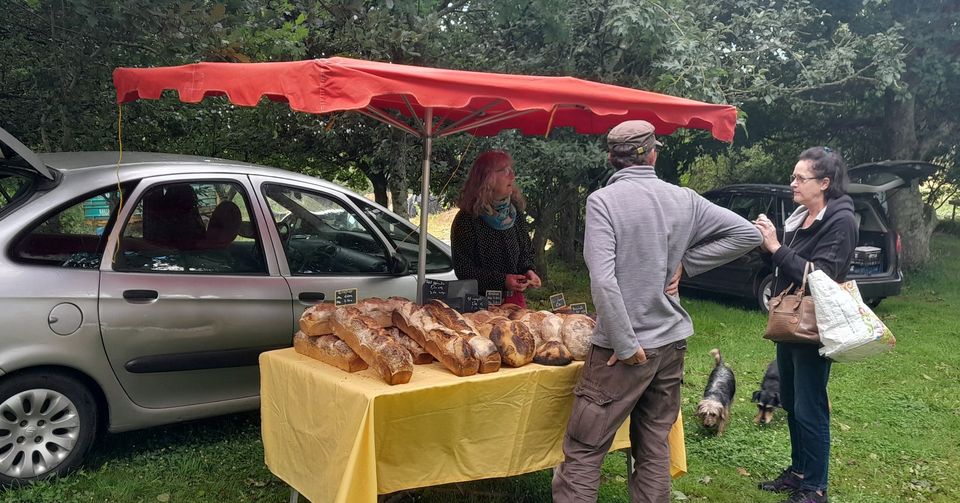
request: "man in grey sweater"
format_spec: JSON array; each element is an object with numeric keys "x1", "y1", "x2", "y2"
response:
[{"x1": 552, "y1": 120, "x2": 762, "y2": 503}]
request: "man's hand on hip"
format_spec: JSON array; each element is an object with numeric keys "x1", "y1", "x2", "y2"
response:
[{"x1": 607, "y1": 348, "x2": 647, "y2": 366}]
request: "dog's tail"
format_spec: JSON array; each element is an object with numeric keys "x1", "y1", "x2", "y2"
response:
[{"x1": 710, "y1": 348, "x2": 722, "y2": 365}]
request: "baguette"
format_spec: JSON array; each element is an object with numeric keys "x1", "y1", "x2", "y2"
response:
[
  {"x1": 392, "y1": 303, "x2": 480, "y2": 377},
  {"x1": 331, "y1": 307, "x2": 414, "y2": 385},
  {"x1": 299, "y1": 303, "x2": 337, "y2": 336},
  {"x1": 293, "y1": 331, "x2": 368, "y2": 373}
]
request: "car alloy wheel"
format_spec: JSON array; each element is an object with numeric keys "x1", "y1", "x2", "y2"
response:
[
  {"x1": 0, "y1": 372, "x2": 97, "y2": 485},
  {"x1": 757, "y1": 273, "x2": 775, "y2": 314}
]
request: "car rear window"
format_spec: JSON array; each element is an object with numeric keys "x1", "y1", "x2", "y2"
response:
[{"x1": 0, "y1": 170, "x2": 35, "y2": 214}]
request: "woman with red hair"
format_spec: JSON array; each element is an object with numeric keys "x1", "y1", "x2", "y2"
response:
[{"x1": 450, "y1": 150, "x2": 541, "y2": 307}]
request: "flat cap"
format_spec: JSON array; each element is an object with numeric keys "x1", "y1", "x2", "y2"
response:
[{"x1": 607, "y1": 120, "x2": 662, "y2": 152}]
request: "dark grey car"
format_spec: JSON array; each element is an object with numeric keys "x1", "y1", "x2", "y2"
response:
[
  {"x1": 680, "y1": 161, "x2": 938, "y2": 311},
  {"x1": 0, "y1": 128, "x2": 455, "y2": 484}
]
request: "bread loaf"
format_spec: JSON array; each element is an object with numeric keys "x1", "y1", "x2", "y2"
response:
[
  {"x1": 517, "y1": 310, "x2": 549, "y2": 348},
  {"x1": 540, "y1": 312, "x2": 564, "y2": 342},
  {"x1": 331, "y1": 307, "x2": 414, "y2": 385},
  {"x1": 423, "y1": 301, "x2": 502, "y2": 374},
  {"x1": 299, "y1": 303, "x2": 337, "y2": 336},
  {"x1": 392, "y1": 303, "x2": 480, "y2": 377},
  {"x1": 293, "y1": 331, "x2": 368, "y2": 373},
  {"x1": 533, "y1": 340, "x2": 574, "y2": 366},
  {"x1": 356, "y1": 296, "x2": 406, "y2": 327},
  {"x1": 383, "y1": 326, "x2": 434, "y2": 364},
  {"x1": 561, "y1": 314, "x2": 595, "y2": 361},
  {"x1": 478, "y1": 318, "x2": 535, "y2": 368}
]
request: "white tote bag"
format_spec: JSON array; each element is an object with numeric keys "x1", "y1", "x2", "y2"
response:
[{"x1": 807, "y1": 269, "x2": 896, "y2": 362}]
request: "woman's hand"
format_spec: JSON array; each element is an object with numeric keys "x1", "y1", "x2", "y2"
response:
[
  {"x1": 505, "y1": 274, "x2": 529, "y2": 292},
  {"x1": 754, "y1": 213, "x2": 781, "y2": 254},
  {"x1": 524, "y1": 270, "x2": 542, "y2": 289}
]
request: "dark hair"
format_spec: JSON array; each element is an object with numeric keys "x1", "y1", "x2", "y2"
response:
[
  {"x1": 798, "y1": 146, "x2": 848, "y2": 200},
  {"x1": 609, "y1": 143, "x2": 655, "y2": 170}
]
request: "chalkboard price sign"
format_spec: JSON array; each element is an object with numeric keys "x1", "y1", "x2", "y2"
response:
[
  {"x1": 568, "y1": 303, "x2": 588, "y2": 315},
  {"x1": 485, "y1": 290, "x2": 503, "y2": 306},
  {"x1": 334, "y1": 288, "x2": 358, "y2": 306},
  {"x1": 464, "y1": 294, "x2": 489, "y2": 313},
  {"x1": 422, "y1": 279, "x2": 449, "y2": 300},
  {"x1": 550, "y1": 293, "x2": 567, "y2": 310}
]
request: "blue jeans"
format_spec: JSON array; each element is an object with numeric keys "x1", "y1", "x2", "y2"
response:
[{"x1": 777, "y1": 342, "x2": 832, "y2": 491}]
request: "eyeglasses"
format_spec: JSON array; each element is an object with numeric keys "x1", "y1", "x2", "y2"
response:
[{"x1": 788, "y1": 174, "x2": 821, "y2": 184}]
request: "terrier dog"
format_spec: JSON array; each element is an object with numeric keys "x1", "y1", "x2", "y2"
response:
[
  {"x1": 695, "y1": 348, "x2": 736, "y2": 434},
  {"x1": 752, "y1": 359, "x2": 781, "y2": 425}
]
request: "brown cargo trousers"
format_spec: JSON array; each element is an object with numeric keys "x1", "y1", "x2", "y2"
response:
[{"x1": 552, "y1": 340, "x2": 686, "y2": 503}]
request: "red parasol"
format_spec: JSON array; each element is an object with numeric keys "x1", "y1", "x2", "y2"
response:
[{"x1": 113, "y1": 57, "x2": 738, "y2": 300}]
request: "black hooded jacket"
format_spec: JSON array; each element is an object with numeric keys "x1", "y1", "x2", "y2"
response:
[{"x1": 770, "y1": 194, "x2": 858, "y2": 296}]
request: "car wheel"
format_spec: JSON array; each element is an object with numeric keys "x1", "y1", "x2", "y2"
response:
[
  {"x1": 757, "y1": 273, "x2": 775, "y2": 314},
  {"x1": 0, "y1": 372, "x2": 98, "y2": 486},
  {"x1": 865, "y1": 297, "x2": 883, "y2": 308}
]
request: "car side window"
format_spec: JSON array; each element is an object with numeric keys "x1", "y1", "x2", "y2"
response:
[
  {"x1": 114, "y1": 181, "x2": 266, "y2": 274},
  {"x1": 352, "y1": 196, "x2": 453, "y2": 273},
  {"x1": 263, "y1": 184, "x2": 390, "y2": 275},
  {"x1": 728, "y1": 194, "x2": 772, "y2": 222},
  {"x1": 11, "y1": 186, "x2": 127, "y2": 269}
]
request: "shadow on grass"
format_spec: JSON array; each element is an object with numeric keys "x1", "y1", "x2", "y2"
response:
[{"x1": 83, "y1": 410, "x2": 261, "y2": 471}]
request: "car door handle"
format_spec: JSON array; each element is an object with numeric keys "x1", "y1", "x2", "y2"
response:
[
  {"x1": 298, "y1": 292, "x2": 326, "y2": 302},
  {"x1": 123, "y1": 289, "x2": 159, "y2": 302}
]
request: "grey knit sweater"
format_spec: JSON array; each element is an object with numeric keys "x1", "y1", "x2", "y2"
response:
[{"x1": 584, "y1": 166, "x2": 763, "y2": 359}]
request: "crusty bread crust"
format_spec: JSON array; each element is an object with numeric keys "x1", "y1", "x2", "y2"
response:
[
  {"x1": 293, "y1": 331, "x2": 368, "y2": 373},
  {"x1": 299, "y1": 303, "x2": 337, "y2": 336},
  {"x1": 331, "y1": 307, "x2": 414, "y2": 385},
  {"x1": 561, "y1": 314, "x2": 595, "y2": 361},
  {"x1": 392, "y1": 303, "x2": 480, "y2": 377}
]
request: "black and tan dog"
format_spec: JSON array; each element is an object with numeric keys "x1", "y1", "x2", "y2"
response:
[
  {"x1": 695, "y1": 348, "x2": 736, "y2": 434},
  {"x1": 752, "y1": 359, "x2": 781, "y2": 425}
]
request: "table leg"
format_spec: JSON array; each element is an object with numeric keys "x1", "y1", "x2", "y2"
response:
[
  {"x1": 288, "y1": 487, "x2": 300, "y2": 503},
  {"x1": 625, "y1": 449, "x2": 634, "y2": 478}
]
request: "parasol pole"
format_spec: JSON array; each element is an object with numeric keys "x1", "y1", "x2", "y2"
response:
[{"x1": 416, "y1": 107, "x2": 434, "y2": 304}]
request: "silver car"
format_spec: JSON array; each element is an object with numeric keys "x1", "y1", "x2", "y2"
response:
[{"x1": 0, "y1": 128, "x2": 456, "y2": 485}]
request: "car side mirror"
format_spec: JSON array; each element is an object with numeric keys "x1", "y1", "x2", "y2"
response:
[{"x1": 388, "y1": 253, "x2": 410, "y2": 275}]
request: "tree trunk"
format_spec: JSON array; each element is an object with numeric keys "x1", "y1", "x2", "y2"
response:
[
  {"x1": 369, "y1": 171, "x2": 389, "y2": 207},
  {"x1": 389, "y1": 184, "x2": 408, "y2": 216},
  {"x1": 883, "y1": 91, "x2": 935, "y2": 269},
  {"x1": 554, "y1": 186, "x2": 581, "y2": 265}
]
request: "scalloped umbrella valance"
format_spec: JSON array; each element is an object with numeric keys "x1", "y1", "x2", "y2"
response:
[{"x1": 114, "y1": 57, "x2": 738, "y2": 299}]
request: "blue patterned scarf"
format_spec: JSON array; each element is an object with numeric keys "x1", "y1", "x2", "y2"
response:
[{"x1": 481, "y1": 197, "x2": 517, "y2": 230}]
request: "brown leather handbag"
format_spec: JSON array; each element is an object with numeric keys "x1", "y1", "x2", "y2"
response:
[{"x1": 764, "y1": 263, "x2": 820, "y2": 345}]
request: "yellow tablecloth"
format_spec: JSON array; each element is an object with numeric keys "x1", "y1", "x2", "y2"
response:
[{"x1": 260, "y1": 348, "x2": 686, "y2": 503}]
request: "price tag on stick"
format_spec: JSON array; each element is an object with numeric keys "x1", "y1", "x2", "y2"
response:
[
  {"x1": 550, "y1": 293, "x2": 567, "y2": 310},
  {"x1": 485, "y1": 290, "x2": 503, "y2": 306},
  {"x1": 335, "y1": 288, "x2": 358, "y2": 306},
  {"x1": 569, "y1": 303, "x2": 588, "y2": 315},
  {"x1": 464, "y1": 294, "x2": 489, "y2": 313}
]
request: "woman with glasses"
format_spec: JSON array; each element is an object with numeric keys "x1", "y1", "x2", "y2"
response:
[
  {"x1": 752, "y1": 147, "x2": 858, "y2": 503},
  {"x1": 451, "y1": 150, "x2": 541, "y2": 308}
]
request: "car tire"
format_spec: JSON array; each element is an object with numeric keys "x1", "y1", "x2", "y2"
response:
[
  {"x1": 0, "y1": 371, "x2": 98, "y2": 486},
  {"x1": 757, "y1": 273, "x2": 775, "y2": 314},
  {"x1": 865, "y1": 297, "x2": 883, "y2": 308}
]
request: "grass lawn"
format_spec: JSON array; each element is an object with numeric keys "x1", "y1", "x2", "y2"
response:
[{"x1": 3, "y1": 234, "x2": 958, "y2": 502}]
